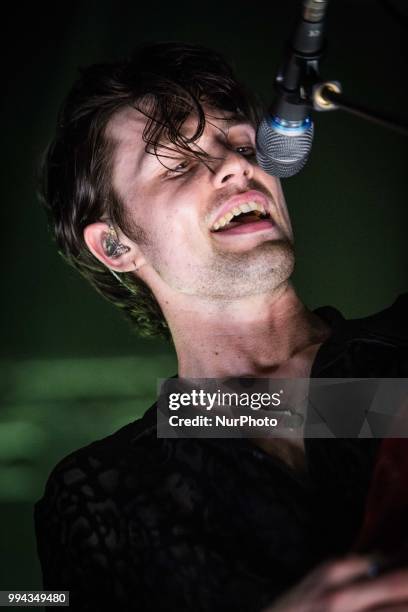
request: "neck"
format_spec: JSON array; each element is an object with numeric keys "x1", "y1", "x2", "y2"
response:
[{"x1": 164, "y1": 282, "x2": 330, "y2": 378}]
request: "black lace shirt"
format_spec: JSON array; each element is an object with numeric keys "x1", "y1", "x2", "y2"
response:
[{"x1": 34, "y1": 296, "x2": 408, "y2": 611}]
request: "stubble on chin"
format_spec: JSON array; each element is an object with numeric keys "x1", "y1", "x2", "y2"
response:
[{"x1": 196, "y1": 238, "x2": 296, "y2": 299}]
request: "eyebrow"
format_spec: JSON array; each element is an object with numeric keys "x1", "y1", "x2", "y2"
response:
[
  {"x1": 224, "y1": 113, "x2": 254, "y2": 128},
  {"x1": 206, "y1": 114, "x2": 255, "y2": 142},
  {"x1": 205, "y1": 111, "x2": 254, "y2": 131}
]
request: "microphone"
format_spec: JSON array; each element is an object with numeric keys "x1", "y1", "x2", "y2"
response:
[{"x1": 256, "y1": 0, "x2": 330, "y2": 178}]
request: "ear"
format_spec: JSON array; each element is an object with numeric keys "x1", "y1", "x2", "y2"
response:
[{"x1": 83, "y1": 221, "x2": 146, "y2": 273}]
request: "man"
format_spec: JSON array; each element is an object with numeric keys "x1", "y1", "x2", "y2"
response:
[{"x1": 35, "y1": 41, "x2": 408, "y2": 611}]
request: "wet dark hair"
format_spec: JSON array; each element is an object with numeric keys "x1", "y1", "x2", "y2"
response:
[{"x1": 38, "y1": 41, "x2": 262, "y2": 341}]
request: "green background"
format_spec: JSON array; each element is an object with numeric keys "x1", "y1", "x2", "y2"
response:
[{"x1": 1, "y1": 0, "x2": 407, "y2": 596}]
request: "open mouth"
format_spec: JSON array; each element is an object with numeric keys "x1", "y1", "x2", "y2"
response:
[{"x1": 210, "y1": 201, "x2": 275, "y2": 234}]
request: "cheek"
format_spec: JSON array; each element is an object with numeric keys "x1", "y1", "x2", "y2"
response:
[
  {"x1": 129, "y1": 181, "x2": 207, "y2": 259},
  {"x1": 159, "y1": 212, "x2": 209, "y2": 275}
]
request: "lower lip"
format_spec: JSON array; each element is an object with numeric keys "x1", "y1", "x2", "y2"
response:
[{"x1": 212, "y1": 219, "x2": 276, "y2": 235}]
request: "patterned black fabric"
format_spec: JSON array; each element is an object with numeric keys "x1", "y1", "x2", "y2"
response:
[{"x1": 34, "y1": 295, "x2": 408, "y2": 611}]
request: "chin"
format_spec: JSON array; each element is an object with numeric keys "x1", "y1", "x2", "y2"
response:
[{"x1": 192, "y1": 241, "x2": 295, "y2": 299}]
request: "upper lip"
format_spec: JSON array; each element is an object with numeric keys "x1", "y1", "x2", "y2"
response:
[{"x1": 208, "y1": 190, "x2": 272, "y2": 231}]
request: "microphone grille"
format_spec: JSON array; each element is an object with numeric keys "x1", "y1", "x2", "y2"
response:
[{"x1": 256, "y1": 116, "x2": 314, "y2": 178}]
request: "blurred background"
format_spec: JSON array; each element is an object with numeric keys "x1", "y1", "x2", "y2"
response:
[{"x1": 1, "y1": 0, "x2": 407, "y2": 595}]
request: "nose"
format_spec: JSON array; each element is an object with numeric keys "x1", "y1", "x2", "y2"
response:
[{"x1": 210, "y1": 149, "x2": 254, "y2": 189}]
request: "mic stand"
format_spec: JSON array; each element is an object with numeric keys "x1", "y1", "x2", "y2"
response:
[{"x1": 313, "y1": 81, "x2": 408, "y2": 137}]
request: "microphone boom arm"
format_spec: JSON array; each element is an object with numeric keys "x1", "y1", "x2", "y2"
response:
[{"x1": 313, "y1": 82, "x2": 408, "y2": 137}]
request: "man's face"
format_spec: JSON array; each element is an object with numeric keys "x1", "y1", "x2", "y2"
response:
[{"x1": 107, "y1": 105, "x2": 295, "y2": 300}]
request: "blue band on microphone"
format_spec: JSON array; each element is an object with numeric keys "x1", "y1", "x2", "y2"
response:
[{"x1": 270, "y1": 116, "x2": 312, "y2": 135}]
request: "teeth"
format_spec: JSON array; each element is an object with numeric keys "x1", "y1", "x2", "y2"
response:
[
  {"x1": 217, "y1": 212, "x2": 234, "y2": 228},
  {"x1": 240, "y1": 203, "x2": 252, "y2": 213},
  {"x1": 211, "y1": 201, "x2": 268, "y2": 231}
]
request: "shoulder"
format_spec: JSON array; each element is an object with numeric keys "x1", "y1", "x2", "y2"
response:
[
  {"x1": 348, "y1": 293, "x2": 408, "y2": 345},
  {"x1": 33, "y1": 406, "x2": 161, "y2": 604},
  {"x1": 314, "y1": 293, "x2": 408, "y2": 376},
  {"x1": 34, "y1": 403, "x2": 159, "y2": 517}
]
